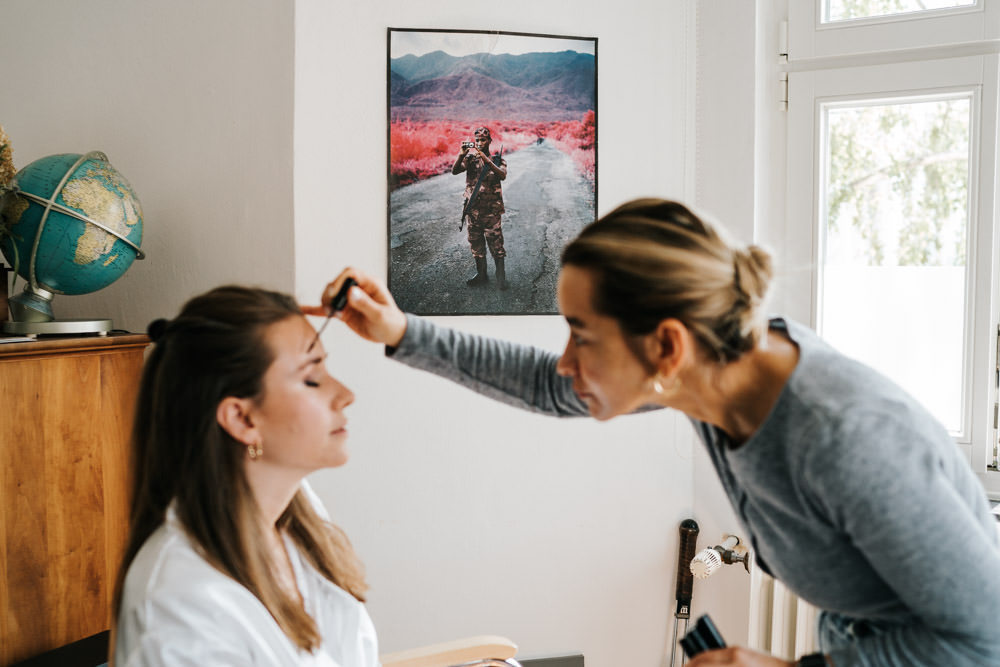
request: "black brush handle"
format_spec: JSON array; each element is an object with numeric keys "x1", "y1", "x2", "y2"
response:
[
  {"x1": 680, "y1": 614, "x2": 727, "y2": 658},
  {"x1": 330, "y1": 277, "x2": 358, "y2": 312},
  {"x1": 675, "y1": 519, "x2": 699, "y2": 616}
]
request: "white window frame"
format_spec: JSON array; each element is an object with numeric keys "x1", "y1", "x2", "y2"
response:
[
  {"x1": 778, "y1": 1, "x2": 1000, "y2": 495},
  {"x1": 791, "y1": 0, "x2": 998, "y2": 59}
]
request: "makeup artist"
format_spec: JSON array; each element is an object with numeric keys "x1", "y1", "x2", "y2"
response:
[{"x1": 313, "y1": 198, "x2": 1000, "y2": 667}]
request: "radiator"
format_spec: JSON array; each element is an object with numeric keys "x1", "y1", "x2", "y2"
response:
[{"x1": 747, "y1": 565, "x2": 818, "y2": 659}]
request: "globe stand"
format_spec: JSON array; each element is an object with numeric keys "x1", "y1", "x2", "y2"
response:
[
  {"x1": 2, "y1": 283, "x2": 112, "y2": 335},
  {"x1": 9, "y1": 283, "x2": 53, "y2": 321}
]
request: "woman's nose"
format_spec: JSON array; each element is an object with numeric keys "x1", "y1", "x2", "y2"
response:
[
  {"x1": 332, "y1": 379, "x2": 355, "y2": 409},
  {"x1": 556, "y1": 341, "x2": 575, "y2": 377}
]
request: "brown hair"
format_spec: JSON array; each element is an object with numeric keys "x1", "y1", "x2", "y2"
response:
[
  {"x1": 112, "y1": 285, "x2": 367, "y2": 657},
  {"x1": 561, "y1": 198, "x2": 773, "y2": 363}
]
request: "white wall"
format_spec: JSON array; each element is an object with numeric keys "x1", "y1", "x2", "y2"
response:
[
  {"x1": 0, "y1": 0, "x2": 295, "y2": 331},
  {"x1": 295, "y1": 2, "x2": 698, "y2": 665},
  {"x1": 0, "y1": 1, "x2": 766, "y2": 665},
  {"x1": 682, "y1": 0, "x2": 763, "y2": 649}
]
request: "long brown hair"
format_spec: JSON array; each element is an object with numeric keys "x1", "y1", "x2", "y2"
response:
[
  {"x1": 111, "y1": 285, "x2": 367, "y2": 658},
  {"x1": 562, "y1": 198, "x2": 774, "y2": 363}
]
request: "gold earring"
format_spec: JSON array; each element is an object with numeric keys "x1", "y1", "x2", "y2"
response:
[{"x1": 248, "y1": 440, "x2": 263, "y2": 461}]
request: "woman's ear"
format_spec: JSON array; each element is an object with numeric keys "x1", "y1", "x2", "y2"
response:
[
  {"x1": 649, "y1": 318, "x2": 689, "y2": 374},
  {"x1": 216, "y1": 396, "x2": 257, "y2": 446}
]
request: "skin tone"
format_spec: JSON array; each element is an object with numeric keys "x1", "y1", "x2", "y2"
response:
[
  {"x1": 305, "y1": 266, "x2": 805, "y2": 667},
  {"x1": 555, "y1": 265, "x2": 665, "y2": 421},
  {"x1": 556, "y1": 265, "x2": 801, "y2": 446},
  {"x1": 684, "y1": 647, "x2": 804, "y2": 667},
  {"x1": 302, "y1": 268, "x2": 407, "y2": 347},
  {"x1": 307, "y1": 266, "x2": 800, "y2": 445},
  {"x1": 216, "y1": 314, "x2": 355, "y2": 601}
]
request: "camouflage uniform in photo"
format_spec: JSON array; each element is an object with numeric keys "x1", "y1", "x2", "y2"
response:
[{"x1": 462, "y1": 152, "x2": 507, "y2": 260}]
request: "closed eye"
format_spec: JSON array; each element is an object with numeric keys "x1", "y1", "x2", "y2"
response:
[{"x1": 304, "y1": 379, "x2": 320, "y2": 388}]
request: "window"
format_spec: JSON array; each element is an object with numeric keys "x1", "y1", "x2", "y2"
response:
[
  {"x1": 821, "y1": 94, "x2": 972, "y2": 435},
  {"x1": 781, "y1": 0, "x2": 1000, "y2": 493},
  {"x1": 790, "y1": 0, "x2": 997, "y2": 59},
  {"x1": 823, "y1": 0, "x2": 977, "y2": 24}
]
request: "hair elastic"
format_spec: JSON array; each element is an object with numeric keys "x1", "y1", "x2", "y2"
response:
[{"x1": 147, "y1": 318, "x2": 170, "y2": 342}]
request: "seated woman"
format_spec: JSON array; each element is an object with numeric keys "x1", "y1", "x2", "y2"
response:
[{"x1": 112, "y1": 285, "x2": 378, "y2": 666}]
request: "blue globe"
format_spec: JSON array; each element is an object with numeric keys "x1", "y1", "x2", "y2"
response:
[{"x1": 0, "y1": 151, "x2": 144, "y2": 297}]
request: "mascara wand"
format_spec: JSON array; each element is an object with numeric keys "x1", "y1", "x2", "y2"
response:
[{"x1": 308, "y1": 277, "x2": 357, "y2": 352}]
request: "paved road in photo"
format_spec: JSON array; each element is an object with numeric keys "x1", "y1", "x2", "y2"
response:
[{"x1": 389, "y1": 140, "x2": 594, "y2": 315}]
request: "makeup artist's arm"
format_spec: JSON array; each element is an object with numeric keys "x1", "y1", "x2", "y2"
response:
[{"x1": 311, "y1": 268, "x2": 590, "y2": 418}]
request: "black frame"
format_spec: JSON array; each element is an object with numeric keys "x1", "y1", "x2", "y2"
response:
[{"x1": 387, "y1": 28, "x2": 598, "y2": 316}]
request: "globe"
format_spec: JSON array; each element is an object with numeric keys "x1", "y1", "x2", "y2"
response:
[{"x1": 0, "y1": 151, "x2": 145, "y2": 333}]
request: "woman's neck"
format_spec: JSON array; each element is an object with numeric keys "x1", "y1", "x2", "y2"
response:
[
  {"x1": 264, "y1": 521, "x2": 303, "y2": 604},
  {"x1": 678, "y1": 330, "x2": 800, "y2": 445},
  {"x1": 245, "y1": 464, "x2": 304, "y2": 529}
]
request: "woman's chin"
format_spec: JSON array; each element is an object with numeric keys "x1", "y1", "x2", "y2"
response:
[{"x1": 585, "y1": 400, "x2": 616, "y2": 422}]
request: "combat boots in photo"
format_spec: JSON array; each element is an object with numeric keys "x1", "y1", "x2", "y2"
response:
[
  {"x1": 466, "y1": 256, "x2": 489, "y2": 287},
  {"x1": 495, "y1": 256, "x2": 508, "y2": 291}
]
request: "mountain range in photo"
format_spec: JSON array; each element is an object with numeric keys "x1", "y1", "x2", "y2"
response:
[{"x1": 390, "y1": 49, "x2": 595, "y2": 122}]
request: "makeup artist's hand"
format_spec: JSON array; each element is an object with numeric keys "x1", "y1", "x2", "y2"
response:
[
  {"x1": 304, "y1": 267, "x2": 408, "y2": 347},
  {"x1": 686, "y1": 647, "x2": 795, "y2": 667}
]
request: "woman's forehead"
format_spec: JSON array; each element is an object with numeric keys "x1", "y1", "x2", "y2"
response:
[
  {"x1": 558, "y1": 266, "x2": 600, "y2": 320},
  {"x1": 265, "y1": 316, "x2": 317, "y2": 360}
]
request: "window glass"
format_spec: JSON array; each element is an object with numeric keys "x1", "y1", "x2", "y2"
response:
[
  {"x1": 819, "y1": 95, "x2": 972, "y2": 433},
  {"x1": 823, "y1": 0, "x2": 977, "y2": 23}
]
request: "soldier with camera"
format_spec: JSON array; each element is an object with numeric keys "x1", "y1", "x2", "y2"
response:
[{"x1": 452, "y1": 126, "x2": 509, "y2": 290}]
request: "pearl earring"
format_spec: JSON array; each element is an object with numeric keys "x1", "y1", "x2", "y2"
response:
[{"x1": 653, "y1": 373, "x2": 681, "y2": 395}]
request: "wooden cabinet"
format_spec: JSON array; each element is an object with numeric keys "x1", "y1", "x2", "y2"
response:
[{"x1": 0, "y1": 335, "x2": 148, "y2": 666}]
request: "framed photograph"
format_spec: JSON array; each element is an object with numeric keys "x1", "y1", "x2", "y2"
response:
[{"x1": 387, "y1": 28, "x2": 597, "y2": 315}]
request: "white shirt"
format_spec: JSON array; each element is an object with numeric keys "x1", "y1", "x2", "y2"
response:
[{"x1": 115, "y1": 486, "x2": 379, "y2": 667}]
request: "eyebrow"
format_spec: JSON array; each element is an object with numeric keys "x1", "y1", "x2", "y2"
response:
[
  {"x1": 565, "y1": 316, "x2": 587, "y2": 328},
  {"x1": 297, "y1": 355, "x2": 326, "y2": 372}
]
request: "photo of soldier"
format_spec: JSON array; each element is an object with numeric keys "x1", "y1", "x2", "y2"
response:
[
  {"x1": 452, "y1": 126, "x2": 509, "y2": 290},
  {"x1": 387, "y1": 29, "x2": 596, "y2": 316}
]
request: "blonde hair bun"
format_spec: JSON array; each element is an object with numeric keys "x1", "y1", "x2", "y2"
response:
[{"x1": 562, "y1": 199, "x2": 775, "y2": 363}]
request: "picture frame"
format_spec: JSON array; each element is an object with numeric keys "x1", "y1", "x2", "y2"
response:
[{"x1": 387, "y1": 28, "x2": 597, "y2": 315}]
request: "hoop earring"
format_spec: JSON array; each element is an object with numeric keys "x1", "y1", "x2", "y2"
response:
[{"x1": 248, "y1": 440, "x2": 263, "y2": 461}]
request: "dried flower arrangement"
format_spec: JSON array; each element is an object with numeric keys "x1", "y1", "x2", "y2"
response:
[{"x1": 0, "y1": 124, "x2": 14, "y2": 190}]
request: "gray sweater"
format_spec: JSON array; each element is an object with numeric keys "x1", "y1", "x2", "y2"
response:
[{"x1": 389, "y1": 314, "x2": 1000, "y2": 666}]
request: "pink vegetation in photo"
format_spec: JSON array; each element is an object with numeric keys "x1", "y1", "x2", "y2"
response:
[{"x1": 390, "y1": 111, "x2": 596, "y2": 191}]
